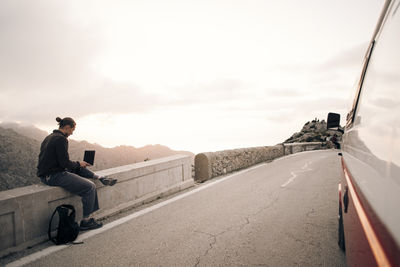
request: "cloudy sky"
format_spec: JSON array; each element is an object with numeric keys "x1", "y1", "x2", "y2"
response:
[{"x1": 0, "y1": 0, "x2": 383, "y2": 153}]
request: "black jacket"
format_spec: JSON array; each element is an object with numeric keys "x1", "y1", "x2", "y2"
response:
[{"x1": 37, "y1": 130, "x2": 80, "y2": 177}]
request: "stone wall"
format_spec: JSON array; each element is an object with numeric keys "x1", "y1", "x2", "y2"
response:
[
  {"x1": 283, "y1": 142, "x2": 323, "y2": 154},
  {"x1": 195, "y1": 142, "x2": 323, "y2": 182},
  {"x1": 0, "y1": 155, "x2": 193, "y2": 256}
]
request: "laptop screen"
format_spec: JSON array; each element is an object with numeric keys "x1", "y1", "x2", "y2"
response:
[{"x1": 83, "y1": 150, "x2": 95, "y2": 165}]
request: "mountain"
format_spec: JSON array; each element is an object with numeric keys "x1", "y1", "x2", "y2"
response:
[
  {"x1": 0, "y1": 123, "x2": 194, "y2": 191},
  {"x1": 0, "y1": 127, "x2": 41, "y2": 191},
  {"x1": 0, "y1": 122, "x2": 48, "y2": 141},
  {"x1": 284, "y1": 118, "x2": 342, "y2": 143}
]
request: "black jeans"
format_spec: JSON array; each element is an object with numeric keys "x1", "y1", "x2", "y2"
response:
[{"x1": 41, "y1": 168, "x2": 99, "y2": 218}]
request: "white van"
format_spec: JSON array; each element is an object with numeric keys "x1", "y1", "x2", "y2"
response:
[{"x1": 327, "y1": 0, "x2": 400, "y2": 266}]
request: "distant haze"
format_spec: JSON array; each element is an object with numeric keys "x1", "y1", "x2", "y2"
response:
[{"x1": 0, "y1": 0, "x2": 383, "y2": 153}]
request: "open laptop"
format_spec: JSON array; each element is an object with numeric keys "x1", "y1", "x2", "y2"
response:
[{"x1": 83, "y1": 150, "x2": 95, "y2": 165}]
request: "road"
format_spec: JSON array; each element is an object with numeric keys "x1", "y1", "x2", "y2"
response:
[{"x1": 9, "y1": 150, "x2": 346, "y2": 267}]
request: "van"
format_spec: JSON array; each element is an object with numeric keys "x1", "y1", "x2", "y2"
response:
[{"x1": 327, "y1": 0, "x2": 400, "y2": 266}]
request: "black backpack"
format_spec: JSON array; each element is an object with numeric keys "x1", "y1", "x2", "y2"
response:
[{"x1": 48, "y1": 204, "x2": 81, "y2": 245}]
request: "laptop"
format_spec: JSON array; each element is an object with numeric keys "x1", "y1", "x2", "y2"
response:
[{"x1": 83, "y1": 150, "x2": 95, "y2": 165}]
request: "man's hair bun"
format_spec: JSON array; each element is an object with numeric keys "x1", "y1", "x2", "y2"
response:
[{"x1": 56, "y1": 117, "x2": 76, "y2": 128}]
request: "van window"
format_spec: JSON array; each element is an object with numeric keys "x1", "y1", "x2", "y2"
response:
[
  {"x1": 346, "y1": 41, "x2": 375, "y2": 127},
  {"x1": 354, "y1": 0, "x2": 400, "y2": 168}
]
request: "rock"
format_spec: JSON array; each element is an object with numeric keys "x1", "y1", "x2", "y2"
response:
[{"x1": 284, "y1": 118, "x2": 342, "y2": 143}]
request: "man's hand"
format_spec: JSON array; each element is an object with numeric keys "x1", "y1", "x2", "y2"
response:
[{"x1": 79, "y1": 161, "x2": 91, "y2": 168}]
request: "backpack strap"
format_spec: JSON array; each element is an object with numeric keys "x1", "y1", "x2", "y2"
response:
[
  {"x1": 70, "y1": 241, "x2": 84, "y2": 245},
  {"x1": 48, "y1": 206, "x2": 61, "y2": 244}
]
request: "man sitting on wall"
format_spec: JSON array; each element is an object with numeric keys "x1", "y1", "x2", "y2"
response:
[{"x1": 37, "y1": 117, "x2": 117, "y2": 230}]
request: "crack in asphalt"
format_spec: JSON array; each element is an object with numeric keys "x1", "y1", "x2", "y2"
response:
[
  {"x1": 193, "y1": 216, "x2": 255, "y2": 267},
  {"x1": 253, "y1": 193, "x2": 280, "y2": 217},
  {"x1": 193, "y1": 231, "x2": 217, "y2": 267},
  {"x1": 193, "y1": 191, "x2": 281, "y2": 267}
]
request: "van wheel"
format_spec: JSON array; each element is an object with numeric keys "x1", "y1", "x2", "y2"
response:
[{"x1": 338, "y1": 204, "x2": 346, "y2": 252}]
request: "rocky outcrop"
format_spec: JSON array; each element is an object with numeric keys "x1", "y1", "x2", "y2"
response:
[{"x1": 284, "y1": 118, "x2": 342, "y2": 143}]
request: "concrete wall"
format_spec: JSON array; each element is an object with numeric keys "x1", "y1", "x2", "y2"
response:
[
  {"x1": 194, "y1": 142, "x2": 323, "y2": 182},
  {"x1": 0, "y1": 155, "x2": 193, "y2": 256}
]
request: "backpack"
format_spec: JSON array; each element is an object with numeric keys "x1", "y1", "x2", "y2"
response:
[{"x1": 48, "y1": 204, "x2": 81, "y2": 245}]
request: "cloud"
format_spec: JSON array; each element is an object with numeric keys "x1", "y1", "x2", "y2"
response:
[
  {"x1": 162, "y1": 79, "x2": 307, "y2": 113},
  {"x1": 266, "y1": 88, "x2": 303, "y2": 98},
  {"x1": 164, "y1": 79, "x2": 249, "y2": 106},
  {"x1": 319, "y1": 42, "x2": 368, "y2": 70},
  {"x1": 0, "y1": 0, "x2": 102, "y2": 92},
  {"x1": 0, "y1": 78, "x2": 160, "y2": 123},
  {"x1": 0, "y1": 0, "x2": 161, "y2": 124}
]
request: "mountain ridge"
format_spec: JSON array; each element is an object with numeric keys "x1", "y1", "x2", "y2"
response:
[{"x1": 0, "y1": 122, "x2": 194, "y2": 191}]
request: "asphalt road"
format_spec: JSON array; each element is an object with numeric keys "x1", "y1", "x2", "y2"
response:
[{"x1": 10, "y1": 150, "x2": 346, "y2": 267}]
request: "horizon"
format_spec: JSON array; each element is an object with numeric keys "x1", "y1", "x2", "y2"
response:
[
  {"x1": 0, "y1": 0, "x2": 383, "y2": 153},
  {"x1": 0, "y1": 120, "x2": 193, "y2": 151},
  {"x1": 2, "y1": 118, "x2": 327, "y2": 154}
]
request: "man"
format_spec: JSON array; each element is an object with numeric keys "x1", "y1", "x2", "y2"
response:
[{"x1": 37, "y1": 117, "x2": 117, "y2": 230}]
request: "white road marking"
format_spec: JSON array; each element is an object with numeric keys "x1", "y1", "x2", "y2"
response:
[
  {"x1": 281, "y1": 162, "x2": 313, "y2": 188},
  {"x1": 6, "y1": 161, "x2": 270, "y2": 267}
]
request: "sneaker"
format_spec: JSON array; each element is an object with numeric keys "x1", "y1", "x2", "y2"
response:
[
  {"x1": 99, "y1": 177, "x2": 117, "y2": 186},
  {"x1": 80, "y1": 218, "x2": 103, "y2": 231}
]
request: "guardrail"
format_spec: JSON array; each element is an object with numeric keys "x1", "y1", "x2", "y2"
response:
[
  {"x1": 194, "y1": 142, "x2": 324, "y2": 182},
  {"x1": 0, "y1": 155, "x2": 193, "y2": 256}
]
